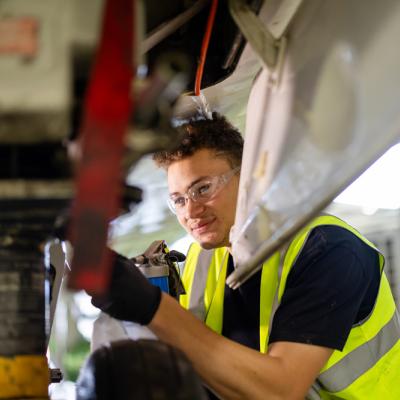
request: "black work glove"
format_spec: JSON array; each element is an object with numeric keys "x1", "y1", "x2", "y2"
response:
[{"x1": 91, "y1": 252, "x2": 161, "y2": 325}]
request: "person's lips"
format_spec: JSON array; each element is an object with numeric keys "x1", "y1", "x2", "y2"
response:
[{"x1": 190, "y1": 218, "x2": 216, "y2": 235}]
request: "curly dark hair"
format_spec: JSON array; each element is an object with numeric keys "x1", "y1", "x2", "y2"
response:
[{"x1": 152, "y1": 113, "x2": 243, "y2": 169}]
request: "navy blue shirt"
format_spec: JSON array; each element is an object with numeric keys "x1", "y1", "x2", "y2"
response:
[{"x1": 222, "y1": 225, "x2": 381, "y2": 351}]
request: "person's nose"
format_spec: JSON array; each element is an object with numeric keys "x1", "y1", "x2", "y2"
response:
[{"x1": 184, "y1": 198, "x2": 205, "y2": 219}]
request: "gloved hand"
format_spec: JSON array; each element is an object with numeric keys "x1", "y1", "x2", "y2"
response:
[{"x1": 90, "y1": 252, "x2": 161, "y2": 325}]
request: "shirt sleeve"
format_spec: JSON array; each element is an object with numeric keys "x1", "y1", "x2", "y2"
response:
[{"x1": 268, "y1": 225, "x2": 380, "y2": 350}]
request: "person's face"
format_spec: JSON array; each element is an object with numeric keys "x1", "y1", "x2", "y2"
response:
[{"x1": 167, "y1": 149, "x2": 240, "y2": 249}]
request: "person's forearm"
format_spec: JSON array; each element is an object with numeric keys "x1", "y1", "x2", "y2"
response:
[{"x1": 149, "y1": 293, "x2": 291, "y2": 400}]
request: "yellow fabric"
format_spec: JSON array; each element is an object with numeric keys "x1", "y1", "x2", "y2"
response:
[
  {"x1": 280, "y1": 215, "x2": 399, "y2": 398},
  {"x1": 0, "y1": 355, "x2": 49, "y2": 398},
  {"x1": 320, "y1": 338, "x2": 400, "y2": 400},
  {"x1": 278, "y1": 215, "x2": 395, "y2": 370},
  {"x1": 181, "y1": 244, "x2": 281, "y2": 347},
  {"x1": 320, "y1": 274, "x2": 395, "y2": 372},
  {"x1": 179, "y1": 245, "x2": 230, "y2": 335},
  {"x1": 204, "y1": 248, "x2": 230, "y2": 334},
  {"x1": 181, "y1": 215, "x2": 399, "y2": 398},
  {"x1": 179, "y1": 242, "x2": 202, "y2": 310},
  {"x1": 278, "y1": 215, "x2": 382, "y2": 302},
  {"x1": 259, "y1": 252, "x2": 280, "y2": 353}
]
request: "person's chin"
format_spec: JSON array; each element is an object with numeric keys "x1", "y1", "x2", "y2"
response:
[
  {"x1": 197, "y1": 233, "x2": 225, "y2": 250},
  {"x1": 199, "y1": 240, "x2": 216, "y2": 250}
]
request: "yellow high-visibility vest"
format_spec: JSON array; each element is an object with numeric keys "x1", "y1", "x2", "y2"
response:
[{"x1": 179, "y1": 215, "x2": 400, "y2": 399}]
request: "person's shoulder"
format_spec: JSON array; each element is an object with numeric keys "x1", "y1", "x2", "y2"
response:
[
  {"x1": 291, "y1": 224, "x2": 380, "y2": 295},
  {"x1": 290, "y1": 222, "x2": 379, "y2": 280},
  {"x1": 310, "y1": 224, "x2": 375, "y2": 254},
  {"x1": 312, "y1": 223, "x2": 359, "y2": 243}
]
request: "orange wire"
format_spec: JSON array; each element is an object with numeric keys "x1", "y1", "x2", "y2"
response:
[{"x1": 194, "y1": 0, "x2": 219, "y2": 96}]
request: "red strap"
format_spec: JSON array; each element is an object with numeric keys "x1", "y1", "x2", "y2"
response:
[{"x1": 69, "y1": 0, "x2": 134, "y2": 293}]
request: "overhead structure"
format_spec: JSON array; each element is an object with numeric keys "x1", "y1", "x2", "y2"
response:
[{"x1": 227, "y1": 0, "x2": 400, "y2": 287}]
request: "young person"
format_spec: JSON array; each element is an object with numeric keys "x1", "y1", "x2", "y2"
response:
[{"x1": 92, "y1": 114, "x2": 400, "y2": 399}]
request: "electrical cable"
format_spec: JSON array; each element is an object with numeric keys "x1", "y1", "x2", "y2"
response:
[{"x1": 194, "y1": 0, "x2": 218, "y2": 96}]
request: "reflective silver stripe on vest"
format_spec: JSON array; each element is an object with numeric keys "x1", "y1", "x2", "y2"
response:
[
  {"x1": 306, "y1": 381, "x2": 323, "y2": 400},
  {"x1": 188, "y1": 249, "x2": 214, "y2": 321},
  {"x1": 318, "y1": 310, "x2": 400, "y2": 393}
]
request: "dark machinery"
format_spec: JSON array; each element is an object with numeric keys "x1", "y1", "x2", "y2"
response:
[{"x1": 0, "y1": 0, "x2": 257, "y2": 398}]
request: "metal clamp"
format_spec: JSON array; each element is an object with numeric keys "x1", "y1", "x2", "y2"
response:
[{"x1": 228, "y1": 0, "x2": 302, "y2": 82}]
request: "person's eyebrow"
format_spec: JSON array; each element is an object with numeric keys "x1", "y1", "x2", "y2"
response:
[{"x1": 169, "y1": 175, "x2": 211, "y2": 197}]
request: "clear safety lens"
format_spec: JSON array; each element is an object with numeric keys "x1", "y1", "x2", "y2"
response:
[{"x1": 167, "y1": 167, "x2": 240, "y2": 214}]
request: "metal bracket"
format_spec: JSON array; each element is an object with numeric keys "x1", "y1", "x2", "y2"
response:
[
  {"x1": 228, "y1": 0, "x2": 278, "y2": 69},
  {"x1": 228, "y1": 0, "x2": 302, "y2": 75}
]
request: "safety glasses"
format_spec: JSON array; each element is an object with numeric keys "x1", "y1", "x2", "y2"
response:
[{"x1": 168, "y1": 166, "x2": 240, "y2": 215}]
